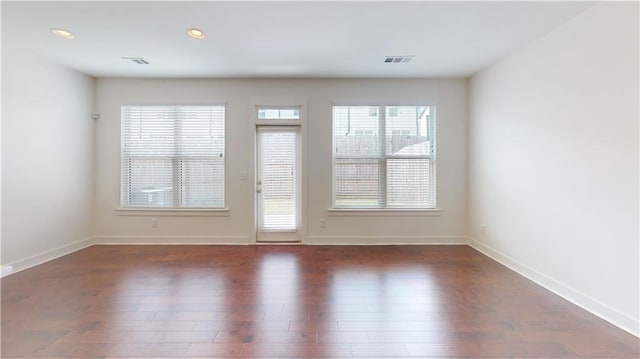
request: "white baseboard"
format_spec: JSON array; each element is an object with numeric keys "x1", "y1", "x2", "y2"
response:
[
  {"x1": 93, "y1": 235, "x2": 251, "y2": 245},
  {"x1": 306, "y1": 235, "x2": 467, "y2": 245},
  {"x1": 4, "y1": 237, "x2": 94, "y2": 277},
  {"x1": 468, "y1": 237, "x2": 640, "y2": 338}
]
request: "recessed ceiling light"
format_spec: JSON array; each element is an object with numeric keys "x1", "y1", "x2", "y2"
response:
[
  {"x1": 51, "y1": 28, "x2": 74, "y2": 39},
  {"x1": 187, "y1": 28, "x2": 205, "y2": 40}
]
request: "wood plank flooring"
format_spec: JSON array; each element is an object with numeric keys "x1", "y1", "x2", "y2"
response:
[{"x1": 1, "y1": 245, "x2": 638, "y2": 358}]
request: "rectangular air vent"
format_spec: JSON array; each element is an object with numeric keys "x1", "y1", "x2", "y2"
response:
[
  {"x1": 121, "y1": 57, "x2": 149, "y2": 65},
  {"x1": 384, "y1": 56, "x2": 414, "y2": 63}
]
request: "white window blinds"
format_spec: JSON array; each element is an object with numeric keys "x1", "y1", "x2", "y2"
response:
[
  {"x1": 121, "y1": 105, "x2": 225, "y2": 208},
  {"x1": 333, "y1": 105, "x2": 436, "y2": 209}
]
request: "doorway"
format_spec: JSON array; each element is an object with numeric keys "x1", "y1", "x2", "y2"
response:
[{"x1": 256, "y1": 126, "x2": 301, "y2": 242}]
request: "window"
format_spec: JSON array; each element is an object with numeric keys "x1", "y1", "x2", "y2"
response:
[
  {"x1": 258, "y1": 108, "x2": 300, "y2": 120},
  {"x1": 333, "y1": 105, "x2": 436, "y2": 209},
  {"x1": 121, "y1": 105, "x2": 225, "y2": 208}
]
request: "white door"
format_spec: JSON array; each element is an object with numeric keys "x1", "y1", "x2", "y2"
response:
[{"x1": 256, "y1": 126, "x2": 300, "y2": 242}]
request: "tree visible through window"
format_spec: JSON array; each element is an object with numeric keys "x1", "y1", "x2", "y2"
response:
[
  {"x1": 333, "y1": 105, "x2": 436, "y2": 208},
  {"x1": 121, "y1": 105, "x2": 225, "y2": 208}
]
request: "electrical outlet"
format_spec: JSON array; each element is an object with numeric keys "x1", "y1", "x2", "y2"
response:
[
  {"x1": 480, "y1": 225, "x2": 487, "y2": 235},
  {"x1": 152, "y1": 218, "x2": 158, "y2": 227},
  {"x1": 320, "y1": 219, "x2": 326, "y2": 228}
]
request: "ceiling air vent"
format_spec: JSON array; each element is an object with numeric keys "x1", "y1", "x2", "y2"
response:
[
  {"x1": 121, "y1": 57, "x2": 149, "y2": 65},
  {"x1": 384, "y1": 56, "x2": 414, "y2": 63}
]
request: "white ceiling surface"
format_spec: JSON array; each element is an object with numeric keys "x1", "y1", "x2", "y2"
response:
[{"x1": 2, "y1": 1, "x2": 595, "y2": 78}]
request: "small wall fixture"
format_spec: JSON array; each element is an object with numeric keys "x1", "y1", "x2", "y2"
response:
[
  {"x1": 51, "y1": 28, "x2": 74, "y2": 39},
  {"x1": 187, "y1": 28, "x2": 205, "y2": 40}
]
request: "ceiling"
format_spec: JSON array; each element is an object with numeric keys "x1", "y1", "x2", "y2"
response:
[{"x1": 2, "y1": 1, "x2": 595, "y2": 78}]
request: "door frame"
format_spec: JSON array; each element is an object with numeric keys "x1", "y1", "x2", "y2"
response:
[
  {"x1": 251, "y1": 104, "x2": 306, "y2": 244},
  {"x1": 255, "y1": 125, "x2": 301, "y2": 242}
]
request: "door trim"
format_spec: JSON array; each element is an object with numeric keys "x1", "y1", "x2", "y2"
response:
[
  {"x1": 255, "y1": 125, "x2": 301, "y2": 243},
  {"x1": 250, "y1": 103, "x2": 307, "y2": 245}
]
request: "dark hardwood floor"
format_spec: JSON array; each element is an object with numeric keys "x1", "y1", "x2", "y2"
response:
[{"x1": 1, "y1": 245, "x2": 638, "y2": 358}]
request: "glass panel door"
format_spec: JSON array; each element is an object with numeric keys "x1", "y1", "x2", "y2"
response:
[{"x1": 256, "y1": 126, "x2": 300, "y2": 242}]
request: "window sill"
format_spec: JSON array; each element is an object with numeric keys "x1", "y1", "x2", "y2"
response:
[
  {"x1": 115, "y1": 207, "x2": 230, "y2": 217},
  {"x1": 327, "y1": 208, "x2": 442, "y2": 217}
]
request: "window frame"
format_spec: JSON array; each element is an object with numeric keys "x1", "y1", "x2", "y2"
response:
[
  {"x1": 331, "y1": 104, "x2": 438, "y2": 212},
  {"x1": 119, "y1": 104, "x2": 227, "y2": 212},
  {"x1": 257, "y1": 106, "x2": 301, "y2": 121}
]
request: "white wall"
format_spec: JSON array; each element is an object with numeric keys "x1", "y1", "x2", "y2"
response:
[
  {"x1": 468, "y1": 2, "x2": 639, "y2": 335},
  {"x1": 1, "y1": 43, "x2": 96, "y2": 270},
  {"x1": 95, "y1": 78, "x2": 467, "y2": 244}
]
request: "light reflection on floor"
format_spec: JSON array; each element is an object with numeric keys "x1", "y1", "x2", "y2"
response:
[
  {"x1": 3, "y1": 245, "x2": 639, "y2": 357},
  {"x1": 253, "y1": 252, "x2": 305, "y2": 356},
  {"x1": 329, "y1": 265, "x2": 449, "y2": 357}
]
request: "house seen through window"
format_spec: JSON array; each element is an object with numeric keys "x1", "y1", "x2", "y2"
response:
[{"x1": 332, "y1": 105, "x2": 436, "y2": 209}]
